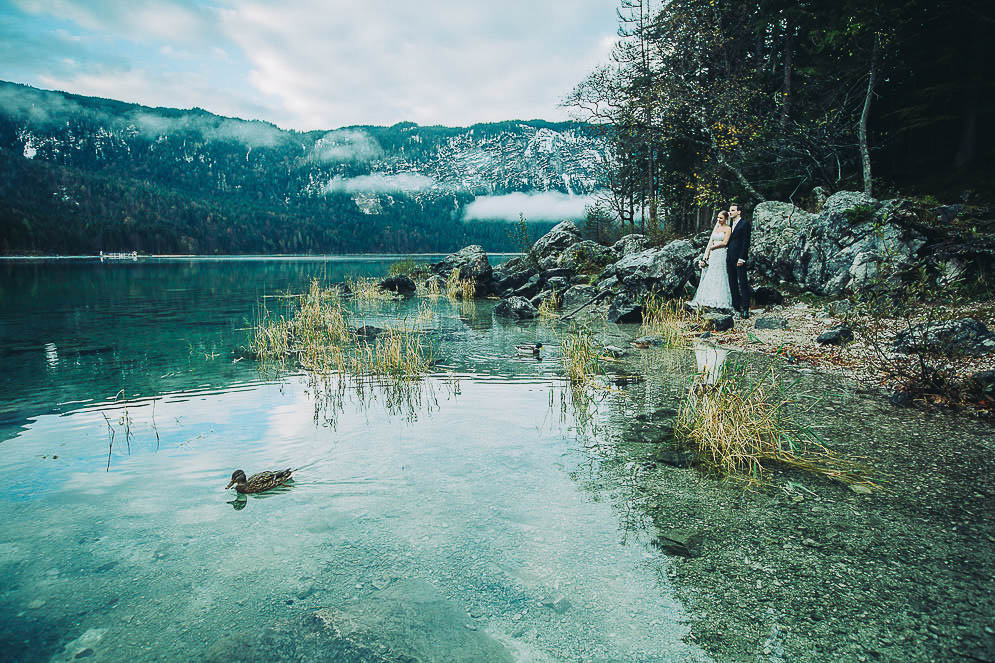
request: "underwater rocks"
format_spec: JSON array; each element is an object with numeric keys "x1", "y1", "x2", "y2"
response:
[{"x1": 494, "y1": 296, "x2": 537, "y2": 320}]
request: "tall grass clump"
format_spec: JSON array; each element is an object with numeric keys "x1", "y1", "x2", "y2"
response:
[
  {"x1": 352, "y1": 327, "x2": 434, "y2": 378},
  {"x1": 675, "y1": 363, "x2": 872, "y2": 487},
  {"x1": 560, "y1": 326, "x2": 604, "y2": 384},
  {"x1": 388, "y1": 258, "x2": 430, "y2": 280},
  {"x1": 538, "y1": 290, "x2": 561, "y2": 319},
  {"x1": 445, "y1": 268, "x2": 476, "y2": 301},
  {"x1": 640, "y1": 294, "x2": 698, "y2": 348},
  {"x1": 348, "y1": 277, "x2": 395, "y2": 304},
  {"x1": 251, "y1": 279, "x2": 350, "y2": 362}
]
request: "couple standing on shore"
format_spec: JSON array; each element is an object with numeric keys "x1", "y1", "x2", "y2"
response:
[{"x1": 690, "y1": 203, "x2": 752, "y2": 318}]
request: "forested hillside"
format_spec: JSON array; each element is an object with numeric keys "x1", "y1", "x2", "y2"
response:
[{"x1": 0, "y1": 81, "x2": 607, "y2": 254}]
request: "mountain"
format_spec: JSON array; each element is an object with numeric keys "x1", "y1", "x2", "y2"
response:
[{"x1": 0, "y1": 81, "x2": 608, "y2": 254}]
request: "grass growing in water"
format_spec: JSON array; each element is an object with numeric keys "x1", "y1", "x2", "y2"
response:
[
  {"x1": 675, "y1": 362, "x2": 872, "y2": 487},
  {"x1": 348, "y1": 277, "x2": 396, "y2": 304},
  {"x1": 250, "y1": 279, "x2": 433, "y2": 380},
  {"x1": 640, "y1": 294, "x2": 699, "y2": 348},
  {"x1": 388, "y1": 258, "x2": 430, "y2": 280},
  {"x1": 538, "y1": 290, "x2": 562, "y2": 319},
  {"x1": 560, "y1": 325, "x2": 604, "y2": 384},
  {"x1": 445, "y1": 268, "x2": 476, "y2": 301}
]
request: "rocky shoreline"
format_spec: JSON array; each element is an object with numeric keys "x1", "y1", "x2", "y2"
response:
[{"x1": 416, "y1": 189, "x2": 994, "y2": 410}]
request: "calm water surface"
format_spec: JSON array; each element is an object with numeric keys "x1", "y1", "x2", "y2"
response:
[{"x1": 0, "y1": 257, "x2": 707, "y2": 662}]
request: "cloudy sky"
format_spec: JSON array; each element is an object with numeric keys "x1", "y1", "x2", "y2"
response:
[{"x1": 0, "y1": 0, "x2": 617, "y2": 130}]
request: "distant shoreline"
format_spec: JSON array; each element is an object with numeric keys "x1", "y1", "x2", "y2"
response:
[{"x1": 0, "y1": 252, "x2": 522, "y2": 260}]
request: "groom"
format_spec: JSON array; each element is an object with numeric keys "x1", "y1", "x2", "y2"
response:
[{"x1": 725, "y1": 203, "x2": 751, "y2": 318}]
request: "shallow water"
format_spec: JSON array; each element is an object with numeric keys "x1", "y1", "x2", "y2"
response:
[{"x1": 0, "y1": 257, "x2": 707, "y2": 662}]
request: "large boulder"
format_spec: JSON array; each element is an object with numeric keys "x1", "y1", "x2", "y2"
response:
[
  {"x1": 612, "y1": 234, "x2": 652, "y2": 258},
  {"x1": 494, "y1": 296, "x2": 538, "y2": 320},
  {"x1": 607, "y1": 291, "x2": 643, "y2": 323},
  {"x1": 531, "y1": 221, "x2": 582, "y2": 268},
  {"x1": 608, "y1": 240, "x2": 698, "y2": 298},
  {"x1": 378, "y1": 275, "x2": 416, "y2": 295},
  {"x1": 751, "y1": 191, "x2": 930, "y2": 295},
  {"x1": 557, "y1": 240, "x2": 615, "y2": 275},
  {"x1": 561, "y1": 284, "x2": 596, "y2": 311},
  {"x1": 430, "y1": 245, "x2": 493, "y2": 294}
]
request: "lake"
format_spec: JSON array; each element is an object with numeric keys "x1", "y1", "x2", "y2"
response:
[{"x1": 0, "y1": 256, "x2": 708, "y2": 662}]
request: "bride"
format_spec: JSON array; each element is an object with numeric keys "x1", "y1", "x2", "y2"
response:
[{"x1": 690, "y1": 211, "x2": 733, "y2": 310}]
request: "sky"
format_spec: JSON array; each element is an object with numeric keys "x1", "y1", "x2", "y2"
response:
[{"x1": 0, "y1": 0, "x2": 617, "y2": 131}]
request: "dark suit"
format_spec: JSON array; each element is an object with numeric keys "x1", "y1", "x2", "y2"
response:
[{"x1": 725, "y1": 217, "x2": 752, "y2": 313}]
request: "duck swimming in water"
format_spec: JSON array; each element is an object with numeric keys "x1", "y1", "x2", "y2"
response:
[
  {"x1": 515, "y1": 342, "x2": 543, "y2": 355},
  {"x1": 226, "y1": 468, "x2": 296, "y2": 494}
]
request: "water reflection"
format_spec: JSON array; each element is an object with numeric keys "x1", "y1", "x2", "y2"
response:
[{"x1": 694, "y1": 342, "x2": 730, "y2": 385}]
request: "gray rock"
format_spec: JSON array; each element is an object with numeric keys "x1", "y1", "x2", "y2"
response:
[
  {"x1": 491, "y1": 268, "x2": 532, "y2": 294},
  {"x1": 607, "y1": 291, "x2": 642, "y2": 323},
  {"x1": 561, "y1": 284, "x2": 596, "y2": 311},
  {"x1": 816, "y1": 326, "x2": 854, "y2": 345},
  {"x1": 632, "y1": 336, "x2": 665, "y2": 347},
  {"x1": 892, "y1": 318, "x2": 995, "y2": 356},
  {"x1": 826, "y1": 300, "x2": 853, "y2": 317},
  {"x1": 545, "y1": 277, "x2": 570, "y2": 292},
  {"x1": 754, "y1": 316, "x2": 789, "y2": 330},
  {"x1": 378, "y1": 275, "x2": 416, "y2": 295},
  {"x1": 612, "y1": 233, "x2": 652, "y2": 257},
  {"x1": 703, "y1": 313, "x2": 734, "y2": 332},
  {"x1": 494, "y1": 296, "x2": 538, "y2": 320},
  {"x1": 539, "y1": 267, "x2": 573, "y2": 281},
  {"x1": 513, "y1": 273, "x2": 542, "y2": 299},
  {"x1": 557, "y1": 240, "x2": 615, "y2": 274},
  {"x1": 430, "y1": 245, "x2": 493, "y2": 294},
  {"x1": 531, "y1": 220, "x2": 582, "y2": 266},
  {"x1": 530, "y1": 290, "x2": 555, "y2": 307},
  {"x1": 608, "y1": 240, "x2": 698, "y2": 298},
  {"x1": 751, "y1": 191, "x2": 930, "y2": 295},
  {"x1": 425, "y1": 274, "x2": 446, "y2": 292}
]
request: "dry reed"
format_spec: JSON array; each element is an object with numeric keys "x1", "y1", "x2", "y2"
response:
[
  {"x1": 640, "y1": 294, "x2": 699, "y2": 348},
  {"x1": 538, "y1": 290, "x2": 562, "y2": 319},
  {"x1": 445, "y1": 268, "x2": 476, "y2": 301},
  {"x1": 675, "y1": 363, "x2": 873, "y2": 487}
]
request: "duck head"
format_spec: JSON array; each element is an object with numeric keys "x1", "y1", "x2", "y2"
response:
[
  {"x1": 226, "y1": 469, "x2": 247, "y2": 489},
  {"x1": 535, "y1": 343, "x2": 543, "y2": 349}
]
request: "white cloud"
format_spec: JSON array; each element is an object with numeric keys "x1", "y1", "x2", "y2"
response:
[
  {"x1": 216, "y1": 0, "x2": 617, "y2": 129},
  {"x1": 463, "y1": 191, "x2": 598, "y2": 222},
  {"x1": 324, "y1": 173, "x2": 435, "y2": 194},
  {"x1": 11, "y1": 0, "x2": 215, "y2": 43},
  {"x1": 6, "y1": 0, "x2": 619, "y2": 130},
  {"x1": 311, "y1": 129, "x2": 382, "y2": 163}
]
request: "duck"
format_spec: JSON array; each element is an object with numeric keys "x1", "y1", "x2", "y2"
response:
[
  {"x1": 515, "y1": 342, "x2": 543, "y2": 355},
  {"x1": 225, "y1": 468, "x2": 297, "y2": 494}
]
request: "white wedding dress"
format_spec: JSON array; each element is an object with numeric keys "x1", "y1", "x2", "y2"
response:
[{"x1": 690, "y1": 229, "x2": 733, "y2": 310}]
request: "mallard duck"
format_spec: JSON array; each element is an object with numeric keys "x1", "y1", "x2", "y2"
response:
[
  {"x1": 226, "y1": 468, "x2": 296, "y2": 494},
  {"x1": 516, "y1": 342, "x2": 543, "y2": 355}
]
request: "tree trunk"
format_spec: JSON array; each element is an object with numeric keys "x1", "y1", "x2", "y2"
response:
[
  {"x1": 780, "y1": 31, "x2": 793, "y2": 134},
  {"x1": 859, "y1": 33, "x2": 880, "y2": 197}
]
